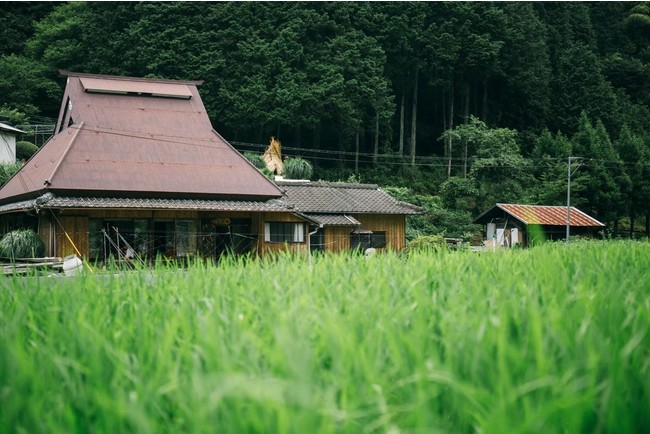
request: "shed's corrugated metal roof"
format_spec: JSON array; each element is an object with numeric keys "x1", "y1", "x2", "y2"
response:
[
  {"x1": 475, "y1": 203, "x2": 605, "y2": 227},
  {"x1": 0, "y1": 193, "x2": 288, "y2": 214},
  {"x1": 276, "y1": 181, "x2": 422, "y2": 215},
  {"x1": 0, "y1": 72, "x2": 282, "y2": 203}
]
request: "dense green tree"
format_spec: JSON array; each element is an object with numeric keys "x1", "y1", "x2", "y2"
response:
[
  {"x1": 0, "y1": 54, "x2": 59, "y2": 116},
  {"x1": 468, "y1": 123, "x2": 532, "y2": 212},
  {"x1": 616, "y1": 124, "x2": 650, "y2": 236},
  {"x1": 0, "y1": 2, "x2": 56, "y2": 56},
  {"x1": 528, "y1": 129, "x2": 572, "y2": 205},
  {"x1": 495, "y1": 2, "x2": 551, "y2": 132},
  {"x1": 5, "y1": 2, "x2": 650, "y2": 237},
  {"x1": 570, "y1": 114, "x2": 630, "y2": 230}
]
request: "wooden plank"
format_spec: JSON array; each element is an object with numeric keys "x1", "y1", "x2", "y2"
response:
[
  {"x1": 56, "y1": 216, "x2": 89, "y2": 258},
  {"x1": 256, "y1": 212, "x2": 309, "y2": 256},
  {"x1": 324, "y1": 227, "x2": 351, "y2": 252},
  {"x1": 353, "y1": 214, "x2": 407, "y2": 251}
]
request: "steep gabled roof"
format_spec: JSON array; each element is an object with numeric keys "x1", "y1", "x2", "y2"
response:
[
  {"x1": 0, "y1": 71, "x2": 282, "y2": 204},
  {"x1": 474, "y1": 203, "x2": 605, "y2": 227},
  {"x1": 276, "y1": 181, "x2": 422, "y2": 215}
]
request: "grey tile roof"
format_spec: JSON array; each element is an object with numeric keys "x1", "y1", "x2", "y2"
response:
[
  {"x1": 275, "y1": 181, "x2": 422, "y2": 215},
  {"x1": 0, "y1": 193, "x2": 289, "y2": 214},
  {"x1": 308, "y1": 214, "x2": 361, "y2": 226}
]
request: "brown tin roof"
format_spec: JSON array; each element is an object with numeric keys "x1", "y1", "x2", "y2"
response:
[
  {"x1": 0, "y1": 71, "x2": 282, "y2": 204},
  {"x1": 474, "y1": 203, "x2": 605, "y2": 227},
  {"x1": 275, "y1": 180, "x2": 423, "y2": 215}
]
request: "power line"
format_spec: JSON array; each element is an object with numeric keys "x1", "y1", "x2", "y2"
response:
[{"x1": 25, "y1": 124, "x2": 650, "y2": 170}]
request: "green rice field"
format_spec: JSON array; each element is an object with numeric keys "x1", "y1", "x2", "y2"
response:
[{"x1": 1, "y1": 241, "x2": 649, "y2": 434}]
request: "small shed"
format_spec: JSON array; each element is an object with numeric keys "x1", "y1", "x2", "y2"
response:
[
  {"x1": 0, "y1": 122, "x2": 25, "y2": 163},
  {"x1": 474, "y1": 203, "x2": 605, "y2": 247}
]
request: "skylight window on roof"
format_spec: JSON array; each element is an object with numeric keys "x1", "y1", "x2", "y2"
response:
[{"x1": 79, "y1": 77, "x2": 192, "y2": 99}]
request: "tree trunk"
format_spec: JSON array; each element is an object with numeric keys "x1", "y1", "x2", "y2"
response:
[
  {"x1": 313, "y1": 121, "x2": 321, "y2": 149},
  {"x1": 399, "y1": 92, "x2": 405, "y2": 158},
  {"x1": 294, "y1": 123, "x2": 301, "y2": 148},
  {"x1": 355, "y1": 131, "x2": 360, "y2": 173},
  {"x1": 482, "y1": 77, "x2": 488, "y2": 121},
  {"x1": 646, "y1": 211, "x2": 649, "y2": 236},
  {"x1": 447, "y1": 79, "x2": 455, "y2": 177},
  {"x1": 373, "y1": 111, "x2": 379, "y2": 166},
  {"x1": 630, "y1": 207, "x2": 636, "y2": 238},
  {"x1": 463, "y1": 83, "x2": 470, "y2": 178},
  {"x1": 410, "y1": 65, "x2": 419, "y2": 167}
]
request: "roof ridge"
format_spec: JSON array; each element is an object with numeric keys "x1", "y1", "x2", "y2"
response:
[
  {"x1": 46, "y1": 121, "x2": 84, "y2": 187},
  {"x1": 498, "y1": 203, "x2": 579, "y2": 209},
  {"x1": 278, "y1": 180, "x2": 379, "y2": 189},
  {"x1": 60, "y1": 70, "x2": 203, "y2": 86}
]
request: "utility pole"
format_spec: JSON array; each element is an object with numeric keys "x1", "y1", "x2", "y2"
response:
[
  {"x1": 566, "y1": 157, "x2": 584, "y2": 242},
  {"x1": 566, "y1": 157, "x2": 572, "y2": 242}
]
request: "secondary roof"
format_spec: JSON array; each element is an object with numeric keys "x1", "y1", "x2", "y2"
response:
[
  {"x1": 0, "y1": 71, "x2": 282, "y2": 204},
  {"x1": 276, "y1": 180, "x2": 422, "y2": 226},
  {"x1": 474, "y1": 203, "x2": 605, "y2": 227}
]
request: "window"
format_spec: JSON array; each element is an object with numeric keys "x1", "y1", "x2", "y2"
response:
[
  {"x1": 264, "y1": 222, "x2": 305, "y2": 243},
  {"x1": 175, "y1": 220, "x2": 197, "y2": 257},
  {"x1": 350, "y1": 231, "x2": 387, "y2": 250}
]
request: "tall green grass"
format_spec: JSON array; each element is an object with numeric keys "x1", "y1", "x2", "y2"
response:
[{"x1": 1, "y1": 241, "x2": 648, "y2": 434}]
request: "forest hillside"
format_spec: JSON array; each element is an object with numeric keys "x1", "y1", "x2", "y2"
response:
[{"x1": 2, "y1": 2, "x2": 650, "y2": 239}]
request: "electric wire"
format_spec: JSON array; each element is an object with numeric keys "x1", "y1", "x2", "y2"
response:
[{"x1": 46, "y1": 124, "x2": 649, "y2": 170}]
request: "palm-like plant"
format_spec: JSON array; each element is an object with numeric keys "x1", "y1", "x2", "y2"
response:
[{"x1": 283, "y1": 157, "x2": 313, "y2": 180}]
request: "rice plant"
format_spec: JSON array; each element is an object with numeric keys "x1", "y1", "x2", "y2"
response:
[{"x1": 0, "y1": 240, "x2": 648, "y2": 434}]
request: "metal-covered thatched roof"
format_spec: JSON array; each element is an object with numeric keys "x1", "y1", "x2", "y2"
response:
[{"x1": 0, "y1": 71, "x2": 282, "y2": 204}]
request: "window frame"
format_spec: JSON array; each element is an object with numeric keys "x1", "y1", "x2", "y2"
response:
[
  {"x1": 264, "y1": 222, "x2": 305, "y2": 243},
  {"x1": 350, "y1": 231, "x2": 387, "y2": 250}
]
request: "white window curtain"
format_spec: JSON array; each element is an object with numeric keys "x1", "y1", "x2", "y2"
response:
[
  {"x1": 294, "y1": 223, "x2": 304, "y2": 242},
  {"x1": 264, "y1": 223, "x2": 271, "y2": 242}
]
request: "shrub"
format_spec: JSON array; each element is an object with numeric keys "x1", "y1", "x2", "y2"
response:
[
  {"x1": 16, "y1": 141, "x2": 38, "y2": 161},
  {"x1": 401, "y1": 235, "x2": 448, "y2": 255},
  {"x1": 283, "y1": 157, "x2": 313, "y2": 180},
  {"x1": 0, "y1": 162, "x2": 22, "y2": 186},
  {"x1": 243, "y1": 152, "x2": 266, "y2": 170},
  {"x1": 0, "y1": 228, "x2": 45, "y2": 258}
]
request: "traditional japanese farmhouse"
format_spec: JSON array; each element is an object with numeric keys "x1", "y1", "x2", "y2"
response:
[
  {"x1": 474, "y1": 203, "x2": 605, "y2": 247},
  {"x1": 0, "y1": 122, "x2": 25, "y2": 163},
  {"x1": 0, "y1": 71, "x2": 418, "y2": 262}
]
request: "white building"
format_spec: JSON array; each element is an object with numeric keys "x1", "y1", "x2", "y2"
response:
[{"x1": 0, "y1": 122, "x2": 25, "y2": 163}]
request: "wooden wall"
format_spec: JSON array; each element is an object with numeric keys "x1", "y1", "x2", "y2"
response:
[
  {"x1": 323, "y1": 226, "x2": 351, "y2": 253},
  {"x1": 38, "y1": 209, "x2": 406, "y2": 259},
  {"x1": 255, "y1": 212, "x2": 309, "y2": 255},
  {"x1": 55, "y1": 216, "x2": 89, "y2": 258},
  {"x1": 354, "y1": 214, "x2": 407, "y2": 252}
]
